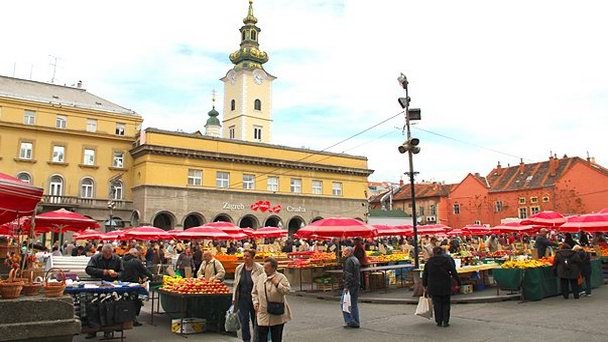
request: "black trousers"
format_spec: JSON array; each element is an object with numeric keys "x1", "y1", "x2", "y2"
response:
[
  {"x1": 431, "y1": 295, "x2": 451, "y2": 325},
  {"x1": 560, "y1": 278, "x2": 579, "y2": 299},
  {"x1": 583, "y1": 273, "x2": 592, "y2": 295},
  {"x1": 258, "y1": 324, "x2": 284, "y2": 342}
]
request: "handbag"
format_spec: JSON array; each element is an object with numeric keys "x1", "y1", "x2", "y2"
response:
[
  {"x1": 114, "y1": 299, "x2": 136, "y2": 323},
  {"x1": 264, "y1": 281, "x2": 285, "y2": 316},
  {"x1": 225, "y1": 305, "x2": 241, "y2": 332},
  {"x1": 415, "y1": 292, "x2": 433, "y2": 320}
]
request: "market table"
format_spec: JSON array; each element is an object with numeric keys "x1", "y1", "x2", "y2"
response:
[
  {"x1": 410, "y1": 263, "x2": 501, "y2": 296},
  {"x1": 158, "y1": 288, "x2": 232, "y2": 335},
  {"x1": 325, "y1": 263, "x2": 415, "y2": 292}
]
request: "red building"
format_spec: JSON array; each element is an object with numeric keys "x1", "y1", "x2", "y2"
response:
[{"x1": 446, "y1": 156, "x2": 608, "y2": 228}]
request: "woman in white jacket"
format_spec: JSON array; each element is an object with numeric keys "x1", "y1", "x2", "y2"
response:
[
  {"x1": 252, "y1": 257, "x2": 291, "y2": 342},
  {"x1": 233, "y1": 249, "x2": 264, "y2": 342}
]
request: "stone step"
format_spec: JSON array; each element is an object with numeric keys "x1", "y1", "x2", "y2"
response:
[
  {"x1": 0, "y1": 295, "x2": 74, "y2": 324},
  {"x1": 0, "y1": 318, "x2": 81, "y2": 342}
]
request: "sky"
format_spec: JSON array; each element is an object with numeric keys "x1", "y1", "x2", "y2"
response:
[{"x1": 2, "y1": 0, "x2": 607, "y2": 184}]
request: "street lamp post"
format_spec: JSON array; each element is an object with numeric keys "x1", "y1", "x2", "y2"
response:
[{"x1": 397, "y1": 73, "x2": 422, "y2": 269}]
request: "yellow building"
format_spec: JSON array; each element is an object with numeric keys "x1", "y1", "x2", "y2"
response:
[{"x1": 0, "y1": 76, "x2": 143, "y2": 230}]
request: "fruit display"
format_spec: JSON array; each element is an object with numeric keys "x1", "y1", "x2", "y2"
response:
[
  {"x1": 596, "y1": 245, "x2": 608, "y2": 257},
  {"x1": 367, "y1": 253, "x2": 411, "y2": 264},
  {"x1": 162, "y1": 277, "x2": 231, "y2": 295},
  {"x1": 162, "y1": 275, "x2": 183, "y2": 287},
  {"x1": 538, "y1": 256, "x2": 554, "y2": 265},
  {"x1": 286, "y1": 251, "x2": 336, "y2": 268},
  {"x1": 501, "y1": 259, "x2": 551, "y2": 269}
]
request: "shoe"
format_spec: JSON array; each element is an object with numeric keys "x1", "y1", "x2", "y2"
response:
[
  {"x1": 436, "y1": 323, "x2": 443, "y2": 327},
  {"x1": 133, "y1": 321, "x2": 143, "y2": 327},
  {"x1": 587, "y1": 294, "x2": 592, "y2": 297},
  {"x1": 344, "y1": 324, "x2": 360, "y2": 329},
  {"x1": 443, "y1": 322, "x2": 450, "y2": 328}
]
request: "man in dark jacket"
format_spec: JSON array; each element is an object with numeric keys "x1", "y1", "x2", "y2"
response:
[
  {"x1": 422, "y1": 247, "x2": 461, "y2": 328},
  {"x1": 85, "y1": 244, "x2": 123, "y2": 281},
  {"x1": 342, "y1": 247, "x2": 361, "y2": 329},
  {"x1": 535, "y1": 229, "x2": 556, "y2": 258},
  {"x1": 553, "y1": 243, "x2": 582, "y2": 299},
  {"x1": 573, "y1": 245, "x2": 592, "y2": 296},
  {"x1": 121, "y1": 248, "x2": 153, "y2": 326}
]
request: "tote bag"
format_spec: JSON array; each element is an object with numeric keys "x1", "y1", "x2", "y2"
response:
[{"x1": 415, "y1": 294, "x2": 433, "y2": 320}]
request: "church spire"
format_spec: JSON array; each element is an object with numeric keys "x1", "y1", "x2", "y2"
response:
[
  {"x1": 205, "y1": 89, "x2": 221, "y2": 137},
  {"x1": 229, "y1": 0, "x2": 269, "y2": 71}
]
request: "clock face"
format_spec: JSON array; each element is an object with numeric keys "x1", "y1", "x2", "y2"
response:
[
  {"x1": 227, "y1": 70, "x2": 237, "y2": 84},
  {"x1": 253, "y1": 69, "x2": 266, "y2": 85}
]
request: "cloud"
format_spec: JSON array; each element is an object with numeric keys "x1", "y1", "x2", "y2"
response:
[{"x1": 1, "y1": 0, "x2": 607, "y2": 185}]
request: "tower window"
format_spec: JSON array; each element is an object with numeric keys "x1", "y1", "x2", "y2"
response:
[
  {"x1": 242, "y1": 31, "x2": 246, "y2": 41},
  {"x1": 229, "y1": 126, "x2": 236, "y2": 139},
  {"x1": 254, "y1": 126, "x2": 262, "y2": 141},
  {"x1": 251, "y1": 30, "x2": 257, "y2": 40},
  {"x1": 254, "y1": 99, "x2": 262, "y2": 110},
  {"x1": 231, "y1": 99, "x2": 236, "y2": 111}
]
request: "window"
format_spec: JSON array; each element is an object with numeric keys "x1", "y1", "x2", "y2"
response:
[
  {"x1": 419, "y1": 206, "x2": 425, "y2": 216},
  {"x1": 110, "y1": 181, "x2": 123, "y2": 200},
  {"x1": 518, "y1": 207, "x2": 528, "y2": 219},
  {"x1": 251, "y1": 30, "x2": 257, "y2": 40},
  {"x1": 115, "y1": 123, "x2": 125, "y2": 136},
  {"x1": 254, "y1": 99, "x2": 262, "y2": 110},
  {"x1": 83, "y1": 149, "x2": 95, "y2": 165},
  {"x1": 81, "y1": 178, "x2": 94, "y2": 198},
  {"x1": 86, "y1": 119, "x2": 97, "y2": 133},
  {"x1": 254, "y1": 126, "x2": 262, "y2": 141},
  {"x1": 55, "y1": 115, "x2": 67, "y2": 129},
  {"x1": 231, "y1": 99, "x2": 236, "y2": 111},
  {"x1": 495, "y1": 200, "x2": 504, "y2": 212},
  {"x1": 23, "y1": 110, "x2": 36, "y2": 125},
  {"x1": 453, "y1": 203, "x2": 460, "y2": 215},
  {"x1": 530, "y1": 197, "x2": 538, "y2": 204},
  {"x1": 332, "y1": 182, "x2": 343, "y2": 196},
  {"x1": 19, "y1": 142, "x2": 33, "y2": 160},
  {"x1": 518, "y1": 197, "x2": 526, "y2": 205},
  {"x1": 229, "y1": 126, "x2": 236, "y2": 139},
  {"x1": 242, "y1": 31, "x2": 246, "y2": 41},
  {"x1": 267, "y1": 176, "x2": 279, "y2": 192},
  {"x1": 112, "y1": 151, "x2": 124, "y2": 168},
  {"x1": 312, "y1": 180, "x2": 323, "y2": 195},
  {"x1": 243, "y1": 174, "x2": 255, "y2": 190},
  {"x1": 216, "y1": 172, "x2": 230, "y2": 188},
  {"x1": 474, "y1": 220, "x2": 481, "y2": 225},
  {"x1": 17, "y1": 172, "x2": 31, "y2": 184},
  {"x1": 52, "y1": 145, "x2": 65, "y2": 163},
  {"x1": 542, "y1": 196, "x2": 550, "y2": 203},
  {"x1": 290, "y1": 178, "x2": 302, "y2": 193},
  {"x1": 430, "y1": 205, "x2": 437, "y2": 216},
  {"x1": 188, "y1": 169, "x2": 202, "y2": 186},
  {"x1": 49, "y1": 175, "x2": 63, "y2": 203},
  {"x1": 530, "y1": 206, "x2": 541, "y2": 215}
]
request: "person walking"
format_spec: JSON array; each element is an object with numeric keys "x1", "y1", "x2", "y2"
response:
[
  {"x1": 342, "y1": 246, "x2": 361, "y2": 328},
  {"x1": 553, "y1": 243, "x2": 582, "y2": 299},
  {"x1": 252, "y1": 257, "x2": 291, "y2": 342},
  {"x1": 422, "y1": 247, "x2": 461, "y2": 328},
  {"x1": 176, "y1": 247, "x2": 195, "y2": 278},
  {"x1": 233, "y1": 249, "x2": 264, "y2": 342},
  {"x1": 573, "y1": 245, "x2": 592, "y2": 297},
  {"x1": 121, "y1": 248, "x2": 153, "y2": 326}
]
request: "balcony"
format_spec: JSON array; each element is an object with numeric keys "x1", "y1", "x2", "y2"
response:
[{"x1": 42, "y1": 195, "x2": 133, "y2": 210}]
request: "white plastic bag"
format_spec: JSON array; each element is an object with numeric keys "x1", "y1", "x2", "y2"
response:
[
  {"x1": 225, "y1": 305, "x2": 240, "y2": 332},
  {"x1": 342, "y1": 290, "x2": 351, "y2": 313},
  {"x1": 415, "y1": 295, "x2": 433, "y2": 320}
]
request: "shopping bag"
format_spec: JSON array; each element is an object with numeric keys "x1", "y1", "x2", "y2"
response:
[
  {"x1": 342, "y1": 290, "x2": 351, "y2": 314},
  {"x1": 577, "y1": 274, "x2": 584, "y2": 286},
  {"x1": 225, "y1": 305, "x2": 241, "y2": 332},
  {"x1": 415, "y1": 295, "x2": 433, "y2": 320}
]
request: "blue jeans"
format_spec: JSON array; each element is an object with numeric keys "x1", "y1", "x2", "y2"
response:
[
  {"x1": 238, "y1": 297, "x2": 256, "y2": 342},
  {"x1": 341, "y1": 290, "x2": 360, "y2": 327}
]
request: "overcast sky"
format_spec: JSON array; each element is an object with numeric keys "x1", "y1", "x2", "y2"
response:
[{"x1": 2, "y1": 0, "x2": 607, "y2": 184}]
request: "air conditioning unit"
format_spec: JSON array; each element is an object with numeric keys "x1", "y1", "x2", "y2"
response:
[{"x1": 426, "y1": 216, "x2": 436, "y2": 222}]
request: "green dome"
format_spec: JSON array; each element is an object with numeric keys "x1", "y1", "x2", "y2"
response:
[{"x1": 205, "y1": 107, "x2": 221, "y2": 127}]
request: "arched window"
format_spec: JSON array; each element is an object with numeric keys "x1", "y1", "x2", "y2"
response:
[
  {"x1": 81, "y1": 178, "x2": 94, "y2": 199},
  {"x1": 17, "y1": 172, "x2": 31, "y2": 184},
  {"x1": 251, "y1": 30, "x2": 257, "y2": 41},
  {"x1": 254, "y1": 99, "x2": 262, "y2": 111},
  {"x1": 231, "y1": 99, "x2": 236, "y2": 111},
  {"x1": 242, "y1": 31, "x2": 246, "y2": 41},
  {"x1": 49, "y1": 175, "x2": 64, "y2": 203},
  {"x1": 110, "y1": 181, "x2": 123, "y2": 200}
]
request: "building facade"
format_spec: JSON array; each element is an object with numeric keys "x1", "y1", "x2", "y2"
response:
[{"x1": 0, "y1": 76, "x2": 143, "y2": 230}]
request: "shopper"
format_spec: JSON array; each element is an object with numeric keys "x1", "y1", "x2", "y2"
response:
[
  {"x1": 85, "y1": 244, "x2": 123, "y2": 281},
  {"x1": 121, "y1": 248, "x2": 153, "y2": 326},
  {"x1": 553, "y1": 243, "x2": 582, "y2": 299},
  {"x1": 176, "y1": 247, "x2": 195, "y2": 277},
  {"x1": 579, "y1": 231, "x2": 590, "y2": 247},
  {"x1": 233, "y1": 249, "x2": 264, "y2": 342},
  {"x1": 342, "y1": 246, "x2": 361, "y2": 328},
  {"x1": 563, "y1": 233, "x2": 578, "y2": 250},
  {"x1": 573, "y1": 245, "x2": 592, "y2": 297},
  {"x1": 252, "y1": 257, "x2": 291, "y2": 342},
  {"x1": 422, "y1": 246, "x2": 461, "y2": 328},
  {"x1": 197, "y1": 251, "x2": 226, "y2": 280},
  {"x1": 535, "y1": 229, "x2": 555, "y2": 258}
]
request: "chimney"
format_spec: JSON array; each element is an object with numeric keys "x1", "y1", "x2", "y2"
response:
[
  {"x1": 518, "y1": 158, "x2": 525, "y2": 174},
  {"x1": 548, "y1": 154, "x2": 559, "y2": 177},
  {"x1": 399, "y1": 179, "x2": 404, "y2": 187},
  {"x1": 494, "y1": 161, "x2": 502, "y2": 176},
  {"x1": 77, "y1": 80, "x2": 82, "y2": 88}
]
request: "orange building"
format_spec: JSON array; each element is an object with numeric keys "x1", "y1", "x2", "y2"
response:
[{"x1": 446, "y1": 156, "x2": 608, "y2": 228}]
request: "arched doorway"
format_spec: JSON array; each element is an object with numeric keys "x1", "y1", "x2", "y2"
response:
[
  {"x1": 183, "y1": 213, "x2": 205, "y2": 229},
  {"x1": 311, "y1": 216, "x2": 324, "y2": 223},
  {"x1": 130, "y1": 211, "x2": 140, "y2": 227},
  {"x1": 288, "y1": 216, "x2": 306, "y2": 236},
  {"x1": 105, "y1": 216, "x2": 123, "y2": 231},
  {"x1": 152, "y1": 211, "x2": 175, "y2": 230},
  {"x1": 264, "y1": 215, "x2": 282, "y2": 228},
  {"x1": 213, "y1": 213, "x2": 233, "y2": 223},
  {"x1": 239, "y1": 215, "x2": 260, "y2": 229}
]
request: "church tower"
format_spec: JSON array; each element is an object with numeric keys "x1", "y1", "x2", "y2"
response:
[
  {"x1": 204, "y1": 91, "x2": 221, "y2": 138},
  {"x1": 221, "y1": 0, "x2": 276, "y2": 143}
]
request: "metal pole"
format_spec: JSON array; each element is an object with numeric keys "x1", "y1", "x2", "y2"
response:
[{"x1": 403, "y1": 78, "x2": 420, "y2": 269}]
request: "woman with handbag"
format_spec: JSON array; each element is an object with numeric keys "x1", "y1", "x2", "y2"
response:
[
  {"x1": 233, "y1": 249, "x2": 264, "y2": 342},
  {"x1": 252, "y1": 257, "x2": 291, "y2": 342}
]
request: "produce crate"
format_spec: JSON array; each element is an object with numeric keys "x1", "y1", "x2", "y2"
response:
[
  {"x1": 368, "y1": 272, "x2": 385, "y2": 291},
  {"x1": 172, "y1": 318, "x2": 206, "y2": 335}
]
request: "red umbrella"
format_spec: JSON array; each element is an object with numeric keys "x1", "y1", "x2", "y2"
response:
[
  {"x1": 124, "y1": 226, "x2": 174, "y2": 240},
  {"x1": 600, "y1": 208, "x2": 608, "y2": 214},
  {"x1": 99, "y1": 229, "x2": 130, "y2": 241},
  {"x1": 174, "y1": 226, "x2": 232, "y2": 240},
  {"x1": 446, "y1": 228, "x2": 471, "y2": 237},
  {"x1": 0, "y1": 217, "x2": 28, "y2": 235},
  {"x1": 521, "y1": 211, "x2": 566, "y2": 227},
  {"x1": 413, "y1": 224, "x2": 448, "y2": 236},
  {"x1": 73, "y1": 229, "x2": 104, "y2": 241},
  {"x1": 373, "y1": 224, "x2": 412, "y2": 237},
  {"x1": 296, "y1": 217, "x2": 377, "y2": 239},
  {"x1": 203, "y1": 222, "x2": 249, "y2": 240},
  {"x1": 253, "y1": 226, "x2": 288, "y2": 239},
  {"x1": 559, "y1": 213, "x2": 608, "y2": 233},
  {"x1": 0, "y1": 172, "x2": 43, "y2": 225},
  {"x1": 242, "y1": 228, "x2": 256, "y2": 236},
  {"x1": 461, "y1": 224, "x2": 492, "y2": 236},
  {"x1": 492, "y1": 221, "x2": 539, "y2": 235},
  {"x1": 24, "y1": 208, "x2": 100, "y2": 233}
]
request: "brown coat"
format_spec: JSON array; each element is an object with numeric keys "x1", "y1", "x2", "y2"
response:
[
  {"x1": 252, "y1": 271, "x2": 292, "y2": 327},
  {"x1": 232, "y1": 262, "x2": 264, "y2": 301}
]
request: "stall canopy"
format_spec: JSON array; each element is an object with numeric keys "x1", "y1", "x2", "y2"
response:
[
  {"x1": 461, "y1": 224, "x2": 492, "y2": 236},
  {"x1": 558, "y1": 213, "x2": 608, "y2": 233},
  {"x1": 0, "y1": 172, "x2": 43, "y2": 225},
  {"x1": 124, "y1": 226, "x2": 174, "y2": 240},
  {"x1": 173, "y1": 226, "x2": 232, "y2": 240},
  {"x1": 24, "y1": 208, "x2": 100, "y2": 233},
  {"x1": 73, "y1": 229, "x2": 105, "y2": 241},
  {"x1": 295, "y1": 217, "x2": 377, "y2": 239},
  {"x1": 412, "y1": 224, "x2": 449, "y2": 236},
  {"x1": 521, "y1": 211, "x2": 566, "y2": 227},
  {"x1": 600, "y1": 208, "x2": 608, "y2": 214},
  {"x1": 99, "y1": 229, "x2": 130, "y2": 241},
  {"x1": 253, "y1": 226, "x2": 288, "y2": 239},
  {"x1": 492, "y1": 221, "x2": 539, "y2": 235},
  {"x1": 203, "y1": 221, "x2": 248, "y2": 240},
  {"x1": 373, "y1": 224, "x2": 412, "y2": 237}
]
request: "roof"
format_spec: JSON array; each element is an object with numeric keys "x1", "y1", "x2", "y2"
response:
[
  {"x1": 0, "y1": 75, "x2": 138, "y2": 116},
  {"x1": 368, "y1": 209, "x2": 409, "y2": 218},
  {"x1": 393, "y1": 183, "x2": 453, "y2": 201}
]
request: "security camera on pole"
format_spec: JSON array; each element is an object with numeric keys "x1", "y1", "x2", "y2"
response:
[{"x1": 397, "y1": 73, "x2": 422, "y2": 269}]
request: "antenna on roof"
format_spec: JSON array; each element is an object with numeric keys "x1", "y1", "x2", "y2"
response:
[
  {"x1": 12, "y1": 62, "x2": 16, "y2": 77},
  {"x1": 48, "y1": 55, "x2": 60, "y2": 83}
]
